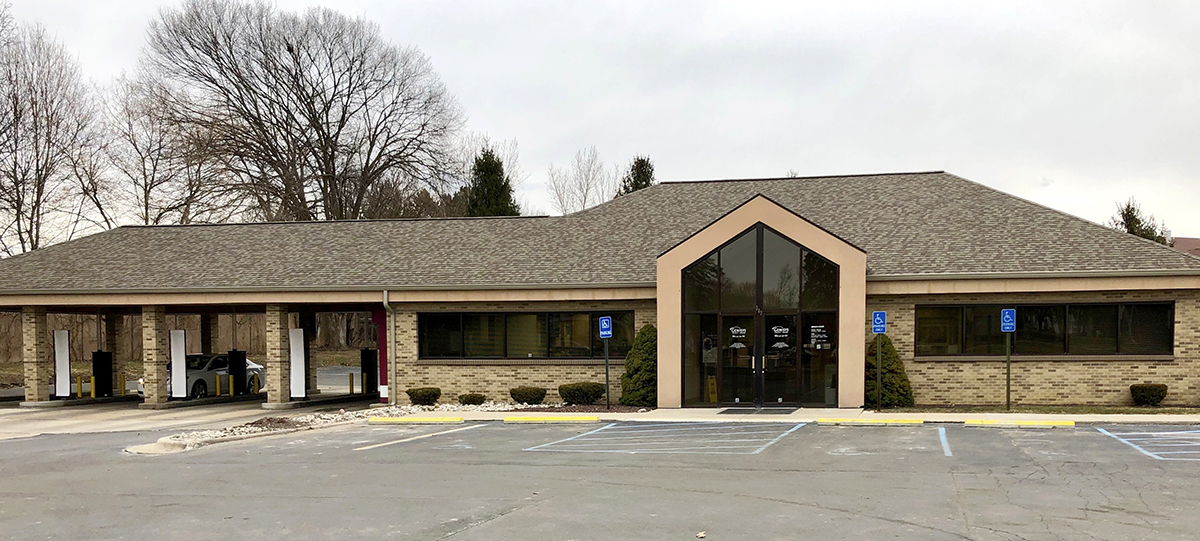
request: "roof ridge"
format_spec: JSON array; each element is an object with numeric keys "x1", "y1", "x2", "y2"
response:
[
  {"x1": 659, "y1": 170, "x2": 946, "y2": 186},
  {"x1": 116, "y1": 214, "x2": 552, "y2": 230}
]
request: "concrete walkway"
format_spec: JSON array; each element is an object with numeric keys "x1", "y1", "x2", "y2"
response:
[{"x1": 398, "y1": 407, "x2": 1200, "y2": 425}]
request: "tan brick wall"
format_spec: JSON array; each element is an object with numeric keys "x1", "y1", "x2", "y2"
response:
[
  {"x1": 21, "y1": 306, "x2": 50, "y2": 402},
  {"x1": 141, "y1": 306, "x2": 169, "y2": 405},
  {"x1": 390, "y1": 300, "x2": 654, "y2": 405},
  {"x1": 866, "y1": 289, "x2": 1200, "y2": 406},
  {"x1": 264, "y1": 304, "x2": 290, "y2": 403}
]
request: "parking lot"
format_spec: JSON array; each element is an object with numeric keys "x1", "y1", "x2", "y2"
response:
[{"x1": 3, "y1": 421, "x2": 1200, "y2": 540}]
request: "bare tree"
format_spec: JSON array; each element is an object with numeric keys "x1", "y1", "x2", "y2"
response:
[
  {"x1": 141, "y1": 0, "x2": 464, "y2": 222},
  {"x1": 546, "y1": 146, "x2": 617, "y2": 215},
  {"x1": 0, "y1": 24, "x2": 96, "y2": 255}
]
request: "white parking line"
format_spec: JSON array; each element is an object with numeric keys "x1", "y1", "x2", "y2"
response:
[
  {"x1": 354, "y1": 424, "x2": 484, "y2": 451},
  {"x1": 525, "y1": 422, "x2": 805, "y2": 455},
  {"x1": 1097, "y1": 427, "x2": 1200, "y2": 461}
]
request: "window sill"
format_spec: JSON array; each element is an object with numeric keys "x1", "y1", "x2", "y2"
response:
[
  {"x1": 914, "y1": 355, "x2": 1174, "y2": 363},
  {"x1": 416, "y1": 358, "x2": 609, "y2": 366}
]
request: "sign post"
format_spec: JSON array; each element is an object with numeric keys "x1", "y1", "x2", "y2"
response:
[
  {"x1": 872, "y1": 311, "x2": 887, "y2": 411},
  {"x1": 598, "y1": 316, "x2": 613, "y2": 409},
  {"x1": 1001, "y1": 308, "x2": 1016, "y2": 411}
]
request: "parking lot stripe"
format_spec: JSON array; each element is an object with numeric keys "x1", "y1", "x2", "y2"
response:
[
  {"x1": 1096, "y1": 427, "x2": 1167, "y2": 460},
  {"x1": 524, "y1": 423, "x2": 618, "y2": 451},
  {"x1": 938, "y1": 426, "x2": 952, "y2": 457},
  {"x1": 354, "y1": 424, "x2": 484, "y2": 451},
  {"x1": 751, "y1": 423, "x2": 805, "y2": 454}
]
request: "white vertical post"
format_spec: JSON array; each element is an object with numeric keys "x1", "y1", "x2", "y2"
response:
[
  {"x1": 290, "y1": 328, "x2": 306, "y2": 399},
  {"x1": 170, "y1": 330, "x2": 187, "y2": 398},
  {"x1": 54, "y1": 330, "x2": 70, "y2": 398}
]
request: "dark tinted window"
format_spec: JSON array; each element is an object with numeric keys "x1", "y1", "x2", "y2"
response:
[
  {"x1": 419, "y1": 314, "x2": 461, "y2": 358},
  {"x1": 719, "y1": 228, "x2": 758, "y2": 312},
  {"x1": 1120, "y1": 304, "x2": 1174, "y2": 355},
  {"x1": 506, "y1": 313, "x2": 547, "y2": 358},
  {"x1": 915, "y1": 307, "x2": 962, "y2": 355},
  {"x1": 762, "y1": 228, "x2": 800, "y2": 310},
  {"x1": 1015, "y1": 305, "x2": 1065, "y2": 354},
  {"x1": 549, "y1": 313, "x2": 592, "y2": 357},
  {"x1": 1067, "y1": 305, "x2": 1118, "y2": 354},
  {"x1": 802, "y1": 249, "x2": 838, "y2": 311},
  {"x1": 463, "y1": 314, "x2": 505, "y2": 358},
  {"x1": 963, "y1": 306, "x2": 1005, "y2": 355},
  {"x1": 683, "y1": 254, "x2": 719, "y2": 312},
  {"x1": 592, "y1": 312, "x2": 635, "y2": 358}
]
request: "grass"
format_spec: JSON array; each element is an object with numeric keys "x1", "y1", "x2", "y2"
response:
[{"x1": 888, "y1": 405, "x2": 1200, "y2": 415}]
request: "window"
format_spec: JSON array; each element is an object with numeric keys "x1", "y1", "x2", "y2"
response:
[
  {"x1": 416, "y1": 312, "x2": 635, "y2": 360},
  {"x1": 915, "y1": 307, "x2": 961, "y2": 355},
  {"x1": 719, "y1": 228, "x2": 757, "y2": 312},
  {"x1": 914, "y1": 303, "x2": 1174, "y2": 356},
  {"x1": 419, "y1": 314, "x2": 462, "y2": 358}
]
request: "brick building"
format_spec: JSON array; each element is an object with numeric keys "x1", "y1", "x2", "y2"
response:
[{"x1": 1, "y1": 171, "x2": 1198, "y2": 408}]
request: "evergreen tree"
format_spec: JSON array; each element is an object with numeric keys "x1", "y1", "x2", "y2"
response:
[
  {"x1": 466, "y1": 148, "x2": 520, "y2": 217},
  {"x1": 619, "y1": 324, "x2": 657, "y2": 407},
  {"x1": 1108, "y1": 198, "x2": 1171, "y2": 245},
  {"x1": 616, "y1": 155, "x2": 655, "y2": 197},
  {"x1": 864, "y1": 334, "x2": 914, "y2": 409}
]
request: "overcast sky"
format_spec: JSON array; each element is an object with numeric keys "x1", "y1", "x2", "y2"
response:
[{"x1": 13, "y1": 0, "x2": 1199, "y2": 234}]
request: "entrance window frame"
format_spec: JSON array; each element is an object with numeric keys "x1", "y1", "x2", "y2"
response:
[{"x1": 680, "y1": 222, "x2": 840, "y2": 407}]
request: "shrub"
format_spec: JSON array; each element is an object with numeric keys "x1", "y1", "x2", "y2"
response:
[
  {"x1": 864, "y1": 334, "x2": 914, "y2": 409},
  {"x1": 405, "y1": 387, "x2": 441, "y2": 406},
  {"x1": 458, "y1": 393, "x2": 486, "y2": 406},
  {"x1": 510, "y1": 386, "x2": 546, "y2": 405},
  {"x1": 558, "y1": 382, "x2": 606, "y2": 406},
  {"x1": 619, "y1": 324, "x2": 657, "y2": 407},
  {"x1": 1130, "y1": 383, "x2": 1168, "y2": 406}
]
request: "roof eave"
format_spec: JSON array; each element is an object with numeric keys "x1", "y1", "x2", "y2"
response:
[
  {"x1": 0, "y1": 281, "x2": 659, "y2": 297},
  {"x1": 867, "y1": 269, "x2": 1200, "y2": 281}
]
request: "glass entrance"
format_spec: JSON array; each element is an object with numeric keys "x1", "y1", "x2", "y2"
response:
[{"x1": 681, "y1": 223, "x2": 840, "y2": 407}]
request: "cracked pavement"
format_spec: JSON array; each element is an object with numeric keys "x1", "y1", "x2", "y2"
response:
[{"x1": 0, "y1": 422, "x2": 1197, "y2": 540}]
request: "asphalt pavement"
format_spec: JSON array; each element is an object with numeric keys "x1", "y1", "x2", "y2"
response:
[{"x1": 2, "y1": 421, "x2": 1199, "y2": 540}]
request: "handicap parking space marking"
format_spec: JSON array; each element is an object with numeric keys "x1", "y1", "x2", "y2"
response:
[
  {"x1": 1097, "y1": 427, "x2": 1200, "y2": 461},
  {"x1": 524, "y1": 422, "x2": 805, "y2": 455},
  {"x1": 938, "y1": 426, "x2": 953, "y2": 457}
]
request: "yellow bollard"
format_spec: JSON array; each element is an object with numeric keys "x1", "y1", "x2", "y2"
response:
[
  {"x1": 252, "y1": 374, "x2": 260, "y2": 395},
  {"x1": 76, "y1": 376, "x2": 83, "y2": 399},
  {"x1": 215, "y1": 375, "x2": 221, "y2": 397},
  {"x1": 90, "y1": 376, "x2": 96, "y2": 399},
  {"x1": 119, "y1": 374, "x2": 126, "y2": 397},
  {"x1": 349, "y1": 372, "x2": 355, "y2": 395},
  {"x1": 228, "y1": 375, "x2": 234, "y2": 397}
]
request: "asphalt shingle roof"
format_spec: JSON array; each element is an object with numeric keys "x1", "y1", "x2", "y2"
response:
[{"x1": 1, "y1": 171, "x2": 1197, "y2": 293}]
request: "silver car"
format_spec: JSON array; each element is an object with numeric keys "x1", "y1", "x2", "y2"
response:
[{"x1": 138, "y1": 354, "x2": 266, "y2": 398}]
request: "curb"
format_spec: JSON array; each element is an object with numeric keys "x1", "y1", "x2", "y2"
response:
[
  {"x1": 965, "y1": 420, "x2": 1076, "y2": 428},
  {"x1": 817, "y1": 418, "x2": 925, "y2": 426},
  {"x1": 369, "y1": 417, "x2": 464, "y2": 425},
  {"x1": 125, "y1": 418, "x2": 366, "y2": 455},
  {"x1": 504, "y1": 416, "x2": 601, "y2": 424}
]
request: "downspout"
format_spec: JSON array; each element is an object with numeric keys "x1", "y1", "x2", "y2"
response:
[{"x1": 383, "y1": 290, "x2": 396, "y2": 405}]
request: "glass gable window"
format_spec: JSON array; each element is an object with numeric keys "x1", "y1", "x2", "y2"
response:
[
  {"x1": 915, "y1": 303, "x2": 1174, "y2": 356},
  {"x1": 417, "y1": 312, "x2": 634, "y2": 360},
  {"x1": 680, "y1": 222, "x2": 840, "y2": 407}
]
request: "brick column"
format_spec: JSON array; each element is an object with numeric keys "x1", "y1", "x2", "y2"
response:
[
  {"x1": 393, "y1": 309, "x2": 417, "y2": 405},
  {"x1": 141, "y1": 306, "x2": 169, "y2": 405},
  {"x1": 21, "y1": 307, "x2": 51, "y2": 402},
  {"x1": 103, "y1": 313, "x2": 125, "y2": 396},
  {"x1": 264, "y1": 304, "x2": 290, "y2": 404},
  {"x1": 200, "y1": 313, "x2": 219, "y2": 355}
]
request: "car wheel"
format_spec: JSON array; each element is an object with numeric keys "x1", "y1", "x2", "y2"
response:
[{"x1": 190, "y1": 380, "x2": 207, "y2": 399}]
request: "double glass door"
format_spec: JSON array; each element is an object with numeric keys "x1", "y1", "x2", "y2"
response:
[{"x1": 719, "y1": 312, "x2": 834, "y2": 407}]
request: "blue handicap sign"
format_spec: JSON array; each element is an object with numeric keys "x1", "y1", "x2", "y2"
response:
[
  {"x1": 1001, "y1": 309, "x2": 1016, "y2": 333},
  {"x1": 598, "y1": 316, "x2": 613, "y2": 339},
  {"x1": 872, "y1": 311, "x2": 886, "y2": 334}
]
